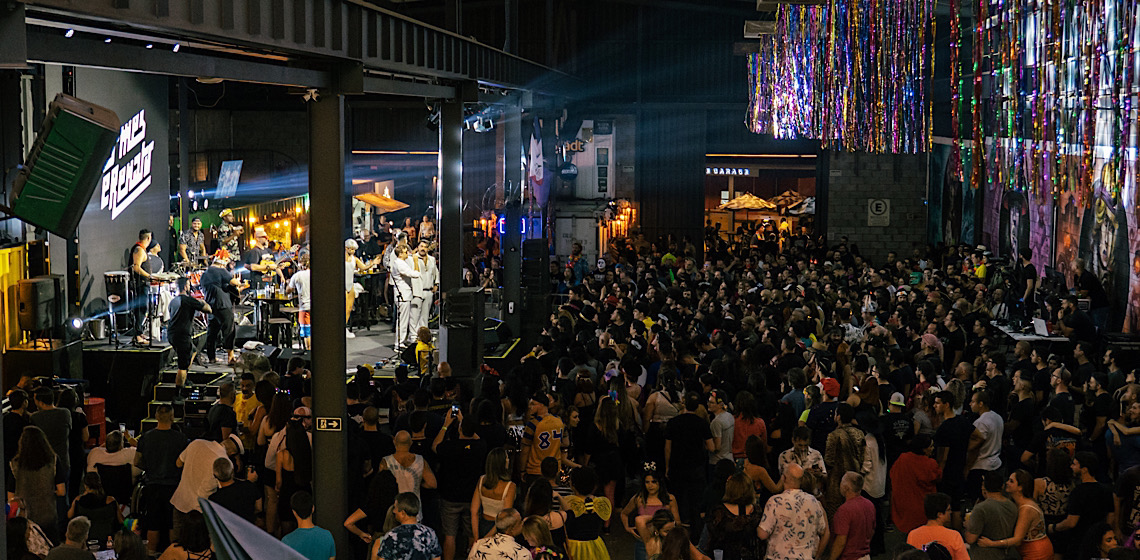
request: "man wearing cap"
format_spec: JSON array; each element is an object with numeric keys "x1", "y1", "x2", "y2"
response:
[
  {"x1": 215, "y1": 209, "x2": 244, "y2": 259},
  {"x1": 882, "y1": 392, "x2": 916, "y2": 464},
  {"x1": 806, "y1": 377, "x2": 841, "y2": 452}
]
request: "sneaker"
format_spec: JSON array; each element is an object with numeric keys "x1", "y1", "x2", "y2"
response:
[{"x1": 345, "y1": 329, "x2": 356, "y2": 339}]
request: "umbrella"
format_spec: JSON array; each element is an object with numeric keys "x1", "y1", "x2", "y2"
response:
[
  {"x1": 199, "y1": 498, "x2": 309, "y2": 560},
  {"x1": 769, "y1": 189, "x2": 806, "y2": 207},
  {"x1": 354, "y1": 192, "x2": 409, "y2": 213},
  {"x1": 718, "y1": 193, "x2": 777, "y2": 211},
  {"x1": 788, "y1": 196, "x2": 815, "y2": 215}
]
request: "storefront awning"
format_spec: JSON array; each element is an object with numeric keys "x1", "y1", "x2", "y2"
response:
[
  {"x1": 718, "y1": 192, "x2": 777, "y2": 211},
  {"x1": 354, "y1": 192, "x2": 410, "y2": 213}
]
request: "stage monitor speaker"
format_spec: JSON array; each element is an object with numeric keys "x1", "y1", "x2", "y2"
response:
[
  {"x1": 18, "y1": 277, "x2": 57, "y2": 331},
  {"x1": 446, "y1": 287, "x2": 485, "y2": 328},
  {"x1": 11, "y1": 94, "x2": 119, "y2": 237},
  {"x1": 483, "y1": 317, "x2": 512, "y2": 347}
]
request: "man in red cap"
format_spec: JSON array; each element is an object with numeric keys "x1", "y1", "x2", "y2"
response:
[{"x1": 806, "y1": 377, "x2": 841, "y2": 452}]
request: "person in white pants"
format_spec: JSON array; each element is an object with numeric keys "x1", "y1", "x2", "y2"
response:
[
  {"x1": 390, "y1": 244, "x2": 420, "y2": 350},
  {"x1": 407, "y1": 239, "x2": 438, "y2": 335}
]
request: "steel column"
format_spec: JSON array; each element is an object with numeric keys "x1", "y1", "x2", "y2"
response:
[{"x1": 308, "y1": 90, "x2": 348, "y2": 554}]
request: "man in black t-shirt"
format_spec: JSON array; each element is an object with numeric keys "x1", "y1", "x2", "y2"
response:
[
  {"x1": 1051, "y1": 452, "x2": 1113, "y2": 558},
  {"x1": 932, "y1": 390, "x2": 974, "y2": 524},
  {"x1": 665, "y1": 391, "x2": 714, "y2": 526},
  {"x1": 205, "y1": 383, "x2": 238, "y2": 443},
  {"x1": 1072, "y1": 257, "x2": 1110, "y2": 331},
  {"x1": 209, "y1": 457, "x2": 261, "y2": 523},
  {"x1": 241, "y1": 227, "x2": 278, "y2": 288},
  {"x1": 1059, "y1": 294, "x2": 1097, "y2": 344},
  {"x1": 432, "y1": 411, "x2": 487, "y2": 559},
  {"x1": 1017, "y1": 249, "x2": 1037, "y2": 316},
  {"x1": 135, "y1": 405, "x2": 187, "y2": 554},
  {"x1": 168, "y1": 277, "x2": 210, "y2": 387},
  {"x1": 200, "y1": 253, "x2": 244, "y2": 364}
]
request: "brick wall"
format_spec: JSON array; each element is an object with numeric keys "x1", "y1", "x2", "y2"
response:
[{"x1": 827, "y1": 152, "x2": 929, "y2": 265}]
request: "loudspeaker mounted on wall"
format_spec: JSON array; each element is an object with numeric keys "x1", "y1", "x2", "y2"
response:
[{"x1": 10, "y1": 94, "x2": 119, "y2": 237}]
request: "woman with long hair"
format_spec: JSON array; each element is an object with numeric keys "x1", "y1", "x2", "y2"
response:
[
  {"x1": 976, "y1": 469, "x2": 1053, "y2": 560},
  {"x1": 11, "y1": 425, "x2": 64, "y2": 543},
  {"x1": 588, "y1": 397, "x2": 623, "y2": 529},
  {"x1": 157, "y1": 510, "x2": 213, "y2": 560},
  {"x1": 1077, "y1": 521, "x2": 1116, "y2": 560},
  {"x1": 523, "y1": 478, "x2": 567, "y2": 550},
  {"x1": 741, "y1": 436, "x2": 781, "y2": 506},
  {"x1": 57, "y1": 388, "x2": 89, "y2": 495},
  {"x1": 67, "y1": 471, "x2": 122, "y2": 544},
  {"x1": 522, "y1": 516, "x2": 569, "y2": 560},
  {"x1": 642, "y1": 370, "x2": 682, "y2": 467},
  {"x1": 113, "y1": 530, "x2": 149, "y2": 560},
  {"x1": 258, "y1": 393, "x2": 293, "y2": 535},
  {"x1": 705, "y1": 473, "x2": 763, "y2": 560},
  {"x1": 731, "y1": 392, "x2": 766, "y2": 465},
  {"x1": 619, "y1": 466, "x2": 680, "y2": 560},
  {"x1": 471, "y1": 447, "x2": 515, "y2": 539},
  {"x1": 275, "y1": 411, "x2": 313, "y2": 536}
]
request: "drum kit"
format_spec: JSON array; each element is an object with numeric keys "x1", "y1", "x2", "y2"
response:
[{"x1": 102, "y1": 267, "x2": 207, "y2": 347}]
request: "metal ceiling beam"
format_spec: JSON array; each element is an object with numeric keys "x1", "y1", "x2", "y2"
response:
[
  {"x1": 26, "y1": 26, "x2": 332, "y2": 88},
  {"x1": 20, "y1": 0, "x2": 569, "y2": 94}
]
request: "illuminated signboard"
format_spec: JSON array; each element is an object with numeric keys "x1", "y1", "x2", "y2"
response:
[
  {"x1": 100, "y1": 109, "x2": 154, "y2": 219},
  {"x1": 706, "y1": 167, "x2": 751, "y2": 176}
]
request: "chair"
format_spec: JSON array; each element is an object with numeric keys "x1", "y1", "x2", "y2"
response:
[{"x1": 94, "y1": 463, "x2": 135, "y2": 506}]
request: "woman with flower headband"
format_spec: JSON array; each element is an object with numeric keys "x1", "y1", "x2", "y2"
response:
[{"x1": 619, "y1": 463, "x2": 680, "y2": 560}]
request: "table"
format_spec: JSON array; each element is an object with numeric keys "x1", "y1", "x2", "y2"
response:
[{"x1": 253, "y1": 294, "x2": 292, "y2": 342}]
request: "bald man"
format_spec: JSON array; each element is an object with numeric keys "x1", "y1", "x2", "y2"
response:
[
  {"x1": 379, "y1": 430, "x2": 437, "y2": 498},
  {"x1": 758, "y1": 463, "x2": 829, "y2": 560}
]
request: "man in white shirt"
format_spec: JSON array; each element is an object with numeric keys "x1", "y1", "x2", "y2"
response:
[
  {"x1": 170, "y1": 436, "x2": 239, "y2": 539},
  {"x1": 467, "y1": 508, "x2": 531, "y2": 560},
  {"x1": 965, "y1": 389, "x2": 1003, "y2": 506},
  {"x1": 707, "y1": 389, "x2": 735, "y2": 466},
  {"x1": 286, "y1": 255, "x2": 312, "y2": 349},
  {"x1": 389, "y1": 244, "x2": 421, "y2": 351},
  {"x1": 407, "y1": 240, "x2": 438, "y2": 334}
]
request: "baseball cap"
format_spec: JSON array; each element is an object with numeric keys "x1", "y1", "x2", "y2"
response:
[
  {"x1": 821, "y1": 377, "x2": 840, "y2": 398},
  {"x1": 889, "y1": 392, "x2": 906, "y2": 407},
  {"x1": 227, "y1": 433, "x2": 245, "y2": 455},
  {"x1": 219, "y1": 208, "x2": 233, "y2": 217}
]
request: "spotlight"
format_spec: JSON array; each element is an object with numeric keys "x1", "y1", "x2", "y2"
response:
[
  {"x1": 64, "y1": 29, "x2": 75, "y2": 38},
  {"x1": 188, "y1": 190, "x2": 195, "y2": 198},
  {"x1": 66, "y1": 317, "x2": 83, "y2": 335},
  {"x1": 104, "y1": 38, "x2": 112, "y2": 43},
  {"x1": 145, "y1": 44, "x2": 153, "y2": 49},
  {"x1": 203, "y1": 199, "x2": 209, "y2": 209},
  {"x1": 473, "y1": 118, "x2": 494, "y2": 133},
  {"x1": 192, "y1": 200, "x2": 199, "y2": 211},
  {"x1": 172, "y1": 43, "x2": 180, "y2": 52}
]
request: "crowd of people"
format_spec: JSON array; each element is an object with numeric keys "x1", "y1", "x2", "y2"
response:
[{"x1": 7, "y1": 228, "x2": 1138, "y2": 560}]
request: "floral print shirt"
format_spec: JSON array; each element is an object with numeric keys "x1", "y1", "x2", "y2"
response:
[
  {"x1": 377, "y1": 523, "x2": 442, "y2": 560},
  {"x1": 759, "y1": 489, "x2": 828, "y2": 560}
]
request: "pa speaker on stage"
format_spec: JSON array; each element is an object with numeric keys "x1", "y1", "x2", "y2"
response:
[
  {"x1": 12, "y1": 94, "x2": 119, "y2": 237},
  {"x1": 18, "y1": 277, "x2": 57, "y2": 332}
]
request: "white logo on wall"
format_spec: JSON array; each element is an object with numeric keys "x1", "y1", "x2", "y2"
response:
[{"x1": 100, "y1": 109, "x2": 154, "y2": 220}]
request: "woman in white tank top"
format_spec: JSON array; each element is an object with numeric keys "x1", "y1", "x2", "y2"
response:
[{"x1": 471, "y1": 448, "x2": 515, "y2": 538}]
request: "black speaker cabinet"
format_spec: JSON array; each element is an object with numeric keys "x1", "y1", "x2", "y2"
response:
[
  {"x1": 18, "y1": 277, "x2": 57, "y2": 332},
  {"x1": 446, "y1": 287, "x2": 485, "y2": 328}
]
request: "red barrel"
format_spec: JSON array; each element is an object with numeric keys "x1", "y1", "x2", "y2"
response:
[{"x1": 83, "y1": 397, "x2": 106, "y2": 448}]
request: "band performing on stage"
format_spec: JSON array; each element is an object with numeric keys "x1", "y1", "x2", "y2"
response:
[{"x1": 104, "y1": 209, "x2": 438, "y2": 380}]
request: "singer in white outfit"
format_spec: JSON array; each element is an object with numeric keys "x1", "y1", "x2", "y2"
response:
[
  {"x1": 390, "y1": 244, "x2": 420, "y2": 350},
  {"x1": 406, "y1": 239, "x2": 438, "y2": 336}
]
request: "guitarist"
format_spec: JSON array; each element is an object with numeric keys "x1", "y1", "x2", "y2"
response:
[
  {"x1": 201, "y1": 250, "x2": 248, "y2": 366},
  {"x1": 240, "y1": 227, "x2": 278, "y2": 288}
]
